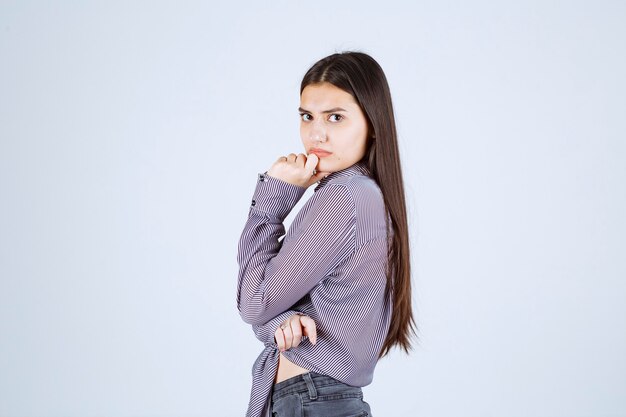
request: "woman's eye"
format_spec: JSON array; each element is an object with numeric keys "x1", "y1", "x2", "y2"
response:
[{"x1": 299, "y1": 113, "x2": 343, "y2": 122}]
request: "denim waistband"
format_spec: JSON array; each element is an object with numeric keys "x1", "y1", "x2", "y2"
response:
[{"x1": 272, "y1": 371, "x2": 361, "y2": 402}]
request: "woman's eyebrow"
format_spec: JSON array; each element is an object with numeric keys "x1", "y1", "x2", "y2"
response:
[{"x1": 298, "y1": 106, "x2": 348, "y2": 113}]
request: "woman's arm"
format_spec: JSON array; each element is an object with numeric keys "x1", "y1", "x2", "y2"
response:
[{"x1": 236, "y1": 173, "x2": 356, "y2": 326}]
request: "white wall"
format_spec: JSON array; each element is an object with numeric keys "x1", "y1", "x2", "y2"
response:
[{"x1": 1, "y1": 1, "x2": 624, "y2": 416}]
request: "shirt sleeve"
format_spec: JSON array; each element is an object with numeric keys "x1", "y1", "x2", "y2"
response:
[{"x1": 236, "y1": 172, "x2": 356, "y2": 326}]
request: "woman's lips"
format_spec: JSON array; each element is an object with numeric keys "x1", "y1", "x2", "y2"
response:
[{"x1": 309, "y1": 148, "x2": 332, "y2": 157}]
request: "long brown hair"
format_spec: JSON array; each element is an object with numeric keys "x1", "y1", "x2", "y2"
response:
[{"x1": 300, "y1": 51, "x2": 418, "y2": 357}]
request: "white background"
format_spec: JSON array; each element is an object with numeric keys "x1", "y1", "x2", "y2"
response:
[{"x1": 1, "y1": 1, "x2": 625, "y2": 416}]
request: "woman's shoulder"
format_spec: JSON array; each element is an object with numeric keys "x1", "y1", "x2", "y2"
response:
[
  {"x1": 321, "y1": 175, "x2": 387, "y2": 237},
  {"x1": 325, "y1": 174, "x2": 384, "y2": 205},
  {"x1": 303, "y1": 174, "x2": 387, "y2": 246}
]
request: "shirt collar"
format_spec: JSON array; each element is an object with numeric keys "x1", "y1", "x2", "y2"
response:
[{"x1": 314, "y1": 160, "x2": 371, "y2": 192}]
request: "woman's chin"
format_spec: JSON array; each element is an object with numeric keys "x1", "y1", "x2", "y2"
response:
[{"x1": 316, "y1": 161, "x2": 334, "y2": 173}]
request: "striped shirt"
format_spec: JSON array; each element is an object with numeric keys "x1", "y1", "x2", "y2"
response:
[{"x1": 236, "y1": 160, "x2": 393, "y2": 417}]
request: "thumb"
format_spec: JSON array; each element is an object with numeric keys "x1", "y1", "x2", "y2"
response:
[{"x1": 309, "y1": 170, "x2": 331, "y2": 184}]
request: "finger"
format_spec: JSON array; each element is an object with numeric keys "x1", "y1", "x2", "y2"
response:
[
  {"x1": 288, "y1": 315, "x2": 303, "y2": 348},
  {"x1": 295, "y1": 153, "x2": 307, "y2": 167},
  {"x1": 304, "y1": 153, "x2": 319, "y2": 173},
  {"x1": 282, "y1": 323, "x2": 293, "y2": 351},
  {"x1": 274, "y1": 328, "x2": 286, "y2": 351},
  {"x1": 287, "y1": 153, "x2": 297, "y2": 162},
  {"x1": 300, "y1": 315, "x2": 317, "y2": 345},
  {"x1": 304, "y1": 154, "x2": 331, "y2": 183}
]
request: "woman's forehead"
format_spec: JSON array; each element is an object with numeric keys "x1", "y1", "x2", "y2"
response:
[{"x1": 300, "y1": 83, "x2": 357, "y2": 111}]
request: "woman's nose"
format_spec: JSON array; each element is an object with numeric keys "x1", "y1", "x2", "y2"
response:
[{"x1": 310, "y1": 123, "x2": 327, "y2": 142}]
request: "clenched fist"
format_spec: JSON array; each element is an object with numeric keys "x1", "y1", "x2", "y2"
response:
[{"x1": 266, "y1": 153, "x2": 330, "y2": 189}]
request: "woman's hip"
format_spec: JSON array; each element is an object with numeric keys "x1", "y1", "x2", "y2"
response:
[{"x1": 270, "y1": 371, "x2": 372, "y2": 417}]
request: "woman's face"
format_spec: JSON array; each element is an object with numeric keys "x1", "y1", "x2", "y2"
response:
[{"x1": 299, "y1": 82, "x2": 370, "y2": 173}]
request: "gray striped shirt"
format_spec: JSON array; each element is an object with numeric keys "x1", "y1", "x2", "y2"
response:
[{"x1": 237, "y1": 160, "x2": 393, "y2": 417}]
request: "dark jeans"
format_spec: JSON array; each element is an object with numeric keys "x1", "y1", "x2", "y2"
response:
[{"x1": 270, "y1": 371, "x2": 373, "y2": 417}]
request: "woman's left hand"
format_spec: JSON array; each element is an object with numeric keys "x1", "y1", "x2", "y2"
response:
[{"x1": 274, "y1": 314, "x2": 317, "y2": 352}]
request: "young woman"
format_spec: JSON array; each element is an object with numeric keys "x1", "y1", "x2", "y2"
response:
[{"x1": 237, "y1": 51, "x2": 416, "y2": 417}]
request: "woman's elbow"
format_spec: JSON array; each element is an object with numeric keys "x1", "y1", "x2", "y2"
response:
[{"x1": 238, "y1": 305, "x2": 268, "y2": 326}]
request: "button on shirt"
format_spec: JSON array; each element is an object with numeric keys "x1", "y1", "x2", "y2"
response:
[{"x1": 236, "y1": 160, "x2": 393, "y2": 417}]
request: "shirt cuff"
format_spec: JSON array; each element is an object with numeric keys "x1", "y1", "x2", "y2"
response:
[{"x1": 250, "y1": 171, "x2": 307, "y2": 221}]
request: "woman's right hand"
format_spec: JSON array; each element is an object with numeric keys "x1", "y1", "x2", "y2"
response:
[
  {"x1": 274, "y1": 314, "x2": 317, "y2": 352},
  {"x1": 266, "y1": 153, "x2": 329, "y2": 189}
]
